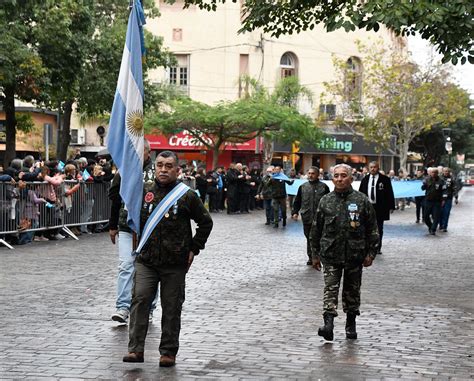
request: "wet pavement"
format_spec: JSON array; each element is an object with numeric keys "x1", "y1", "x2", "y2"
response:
[{"x1": 1, "y1": 187, "x2": 473, "y2": 380}]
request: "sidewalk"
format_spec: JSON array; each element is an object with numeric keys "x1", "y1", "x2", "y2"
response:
[{"x1": 0, "y1": 188, "x2": 473, "y2": 380}]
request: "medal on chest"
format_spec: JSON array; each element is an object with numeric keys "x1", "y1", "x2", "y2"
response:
[
  {"x1": 348, "y1": 203, "x2": 360, "y2": 228},
  {"x1": 144, "y1": 192, "x2": 155, "y2": 213}
]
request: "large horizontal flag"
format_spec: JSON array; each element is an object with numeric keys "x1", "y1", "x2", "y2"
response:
[{"x1": 107, "y1": 0, "x2": 146, "y2": 234}]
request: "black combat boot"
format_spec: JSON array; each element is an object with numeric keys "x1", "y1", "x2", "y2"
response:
[
  {"x1": 282, "y1": 218, "x2": 287, "y2": 227},
  {"x1": 345, "y1": 312, "x2": 357, "y2": 339},
  {"x1": 318, "y1": 312, "x2": 334, "y2": 341}
]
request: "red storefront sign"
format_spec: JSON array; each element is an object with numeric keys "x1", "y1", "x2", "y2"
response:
[{"x1": 146, "y1": 131, "x2": 258, "y2": 151}]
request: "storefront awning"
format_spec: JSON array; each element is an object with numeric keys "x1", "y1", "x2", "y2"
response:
[
  {"x1": 146, "y1": 132, "x2": 258, "y2": 152},
  {"x1": 275, "y1": 134, "x2": 395, "y2": 157}
]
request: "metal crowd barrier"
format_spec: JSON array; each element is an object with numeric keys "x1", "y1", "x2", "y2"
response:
[{"x1": 0, "y1": 180, "x2": 111, "y2": 249}]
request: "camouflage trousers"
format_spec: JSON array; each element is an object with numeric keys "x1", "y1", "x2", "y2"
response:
[
  {"x1": 322, "y1": 263, "x2": 363, "y2": 317},
  {"x1": 272, "y1": 197, "x2": 287, "y2": 223}
]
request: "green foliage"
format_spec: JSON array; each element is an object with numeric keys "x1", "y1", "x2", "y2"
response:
[
  {"x1": 145, "y1": 77, "x2": 321, "y2": 166},
  {"x1": 0, "y1": 1, "x2": 49, "y2": 102},
  {"x1": 15, "y1": 113, "x2": 35, "y2": 133},
  {"x1": 178, "y1": 0, "x2": 474, "y2": 65},
  {"x1": 323, "y1": 40, "x2": 471, "y2": 170}
]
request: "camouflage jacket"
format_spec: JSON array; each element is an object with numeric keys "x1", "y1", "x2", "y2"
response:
[
  {"x1": 136, "y1": 180, "x2": 213, "y2": 268},
  {"x1": 291, "y1": 180, "x2": 330, "y2": 225},
  {"x1": 269, "y1": 177, "x2": 293, "y2": 199},
  {"x1": 310, "y1": 187, "x2": 379, "y2": 265},
  {"x1": 257, "y1": 174, "x2": 273, "y2": 200}
]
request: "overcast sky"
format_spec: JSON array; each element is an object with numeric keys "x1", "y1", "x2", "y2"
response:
[{"x1": 408, "y1": 35, "x2": 474, "y2": 98}]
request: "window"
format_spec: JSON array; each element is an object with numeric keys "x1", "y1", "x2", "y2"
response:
[
  {"x1": 238, "y1": 54, "x2": 249, "y2": 97},
  {"x1": 280, "y1": 52, "x2": 298, "y2": 78},
  {"x1": 345, "y1": 56, "x2": 362, "y2": 110},
  {"x1": 172, "y1": 28, "x2": 183, "y2": 42},
  {"x1": 169, "y1": 54, "x2": 189, "y2": 93},
  {"x1": 319, "y1": 104, "x2": 336, "y2": 121}
]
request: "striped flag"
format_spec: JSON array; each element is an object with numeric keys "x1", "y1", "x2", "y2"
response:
[{"x1": 107, "y1": 0, "x2": 146, "y2": 234}]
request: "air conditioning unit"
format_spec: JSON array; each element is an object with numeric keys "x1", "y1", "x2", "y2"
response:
[{"x1": 70, "y1": 129, "x2": 86, "y2": 145}]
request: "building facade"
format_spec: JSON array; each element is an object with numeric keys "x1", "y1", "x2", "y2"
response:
[{"x1": 142, "y1": 0, "x2": 404, "y2": 171}]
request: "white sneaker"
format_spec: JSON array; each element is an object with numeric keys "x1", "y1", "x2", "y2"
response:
[
  {"x1": 111, "y1": 309, "x2": 129, "y2": 323},
  {"x1": 34, "y1": 236, "x2": 49, "y2": 242},
  {"x1": 55, "y1": 233, "x2": 66, "y2": 240}
]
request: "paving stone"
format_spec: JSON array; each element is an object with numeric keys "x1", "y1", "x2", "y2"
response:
[{"x1": 0, "y1": 188, "x2": 473, "y2": 379}]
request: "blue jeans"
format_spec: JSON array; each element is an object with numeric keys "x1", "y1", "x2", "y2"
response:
[
  {"x1": 116, "y1": 231, "x2": 158, "y2": 311},
  {"x1": 18, "y1": 220, "x2": 38, "y2": 245},
  {"x1": 264, "y1": 199, "x2": 274, "y2": 223},
  {"x1": 440, "y1": 198, "x2": 453, "y2": 229}
]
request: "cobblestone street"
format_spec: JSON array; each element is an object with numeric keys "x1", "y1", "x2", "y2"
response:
[{"x1": 1, "y1": 188, "x2": 473, "y2": 380}]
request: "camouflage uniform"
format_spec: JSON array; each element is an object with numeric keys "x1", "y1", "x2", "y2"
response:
[
  {"x1": 128, "y1": 180, "x2": 213, "y2": 356},
  {"x1": 291, "y1": 180, "x2": 330, "y2": 260},
  {"x1": 310, "y1": 187, "x2": 378, "y2": 316},
  {"x1": 270, "y1": 177, "x2": 293, "y2": 225}
]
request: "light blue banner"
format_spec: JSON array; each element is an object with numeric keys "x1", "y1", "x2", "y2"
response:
[{"x1": 286, "y1": 179, "x2": 425, "y2": 198}]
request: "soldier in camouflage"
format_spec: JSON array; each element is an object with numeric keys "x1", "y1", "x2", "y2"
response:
[
  {"x1": 291, "y1": 167, "x2": 330, "y2": 265},
  {"x1": 123, "y1": 151, "x2": 213, "y2": 367},
  {"x1": 310, "y1": 164, "x2": 379, "y2": 341}
]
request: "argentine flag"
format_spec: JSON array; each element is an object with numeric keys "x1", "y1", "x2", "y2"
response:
[{"x1": 107, "y1": 0, "x2": 146, "y2": 234}]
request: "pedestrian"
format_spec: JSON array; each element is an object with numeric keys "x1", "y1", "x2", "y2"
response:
[
  {"x1": 109, "y1": 140, "x2": 159, "y2": 324},
  {"x1": 225, "y1": 163, "x2": 240, "y2": 214},
  {"x1": 414, "y1": 169, "x2": 425, "y2": 223},
  {"x1": 291, "y1": 167, "x2": 330, "y2": 265},
  {"x1": 422, "y1": 167, "x2": 446, "y2": 235},
  {"x1": 359, "y1": 161, "x2": 395, "y2": 254},
  {"x1": 257, "y1": 166, "x2": 274, "y2": 225},
  {"x1": 195, "y1": 167, "x2": 207, "y2": 205},
  {"x1": 123, "y1": 150, "x2": 213, "y2": 367},
  {"x1": 270, "y1": 166, "x2": 294, "y2": 228},
  {"x1": 439, "y1": 167, "x2": 457, "y2": 232},
  {"x1": 310, "y1": 164, "x2": 379, "y2": 341}
]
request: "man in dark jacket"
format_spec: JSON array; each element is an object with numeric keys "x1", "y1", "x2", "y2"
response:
[
  {"x1": 311, "y1": 164, "x2": 379, "y2": 341},
  {"x1": 109, "y1": 140, "x2": 156, "y2": 324},
  {"x1": 225, "y1": 163, "x2": 240, "y2": 214},
  {"x1": 291, "y1": 167, "x2": 330, "y2": 265},
  {"x1": 422, "y1": 167, "x2": 447, "y2": 235},
  {"x1": 359, "y1": 161, "x2": 395, "y2": 254},
  {"x1": 257, "y1": 166, "x2": 274, "y2": 225},
  {"x1": 123, "y1": 151, "x2": 213, "y2": 367},
  {"x1": 439, "y1": 167, "x2": 457, "y2": 232},
  {"x1": 270, "y1": 166, "x2": 294, "y2": 228}
]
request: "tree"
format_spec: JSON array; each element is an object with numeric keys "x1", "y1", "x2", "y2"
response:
[
  {"x1": 144, "y1": 87, "x2": 320, "y2": 169},
  {"x1": 33, "y1": 0, "x2": 173, "y2": 161},
  {"x1": 410, "y1": 117, "x2": 474, "y2": 168},
  {"x1": 180, "y1": 0, "x2": 474, "y2": 65},
  {"x1": 0, "y1": 0, "x2": 49, "y2": 167},
  {"x1": 322, "y1": 40, "x2": 471, "y2": 172}
]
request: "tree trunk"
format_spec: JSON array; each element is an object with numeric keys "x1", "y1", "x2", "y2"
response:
[
  {"x1": 57, "y1": 100, "x2": 73, "y2": 161},
  {"x1": 262, "y1": 137, "x2": 274, "y2": 166},
  {"x1": 399, "y1": 139, "x2": 410, "y2": 173},
  {"x1": 3, "y1": 85, "x2": 17, "y2": 168},
  {"x1": 212, "y1": 146, "x2": 220, "y2": 169}
]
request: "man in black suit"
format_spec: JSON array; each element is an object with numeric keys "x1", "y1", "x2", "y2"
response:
[{"x1": 359, "y1": 161, "x2": 395, "y2": 254}]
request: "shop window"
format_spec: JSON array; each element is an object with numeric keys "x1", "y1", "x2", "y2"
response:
[{"x1": 280, "y1": 52, "x2": 298, "y2": 78}]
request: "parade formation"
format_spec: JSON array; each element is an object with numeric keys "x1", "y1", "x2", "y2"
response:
[{"x1": 1, "y1": 0, "x2": 473, "y2": 379}]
